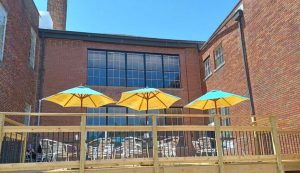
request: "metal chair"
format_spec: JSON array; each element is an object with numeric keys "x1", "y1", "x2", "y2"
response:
[
  {"x1": 121, "y1": 137, "x2": 143, "y2": 158},
  {"x1": 39, "y1": 139, "x2": 71, "y2": 162},
  {"x1": 159, "y1": 136, "x2": 179, "y2": 157},
  {"x1": 88, "y1": 138, "x2": 114, "y2": 160},
  {"x1": 192, "y1": 137, "x2": 216, "y2": 156}
]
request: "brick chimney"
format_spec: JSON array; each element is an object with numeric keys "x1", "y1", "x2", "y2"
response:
[{"x1": 47, "y1": 0, "x2": 67, "y2": 30}]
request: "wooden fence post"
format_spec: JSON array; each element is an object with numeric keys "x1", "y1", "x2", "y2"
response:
[
  {"x1": 251, "y1": 116, "x2": 261, "y2": 155},
  {"x1": 21, "y1": 132, "x2": 28, "y2": 162},
  {"x1": 152, "y1": 115, "x2": 159, "y2": 173},
  {"x1": 79, "y1": 114, "x2": 87, "y2": 173},
  {"x1": 269, "y1": 116, "x2": 284, "y2": 173},
  {"x1": 0, "y1": 114, "x2": 5, "y2": 156},
  {"x1": 214, "y1": 115, "x2": 224, "y2": 173}
]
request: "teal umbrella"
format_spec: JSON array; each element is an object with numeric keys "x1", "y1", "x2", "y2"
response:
[{"x1": 185, "y1": 90, "x2": 248, "y2": 113}]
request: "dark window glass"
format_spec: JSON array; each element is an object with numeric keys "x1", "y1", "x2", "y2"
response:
[
  {"x1": 127, "y1": 53, "x2": 145, "y2": 87},
  {"x1": 87, "y1": 107, "x2": 182, "y2": 126},
  {"x1": 107, "y1": 107, "x2": 127, "y2": 126},
  {"x1": 87, "y1": 50, "x2": 180, "y2": 88},
  {"x1": 87, "y1": 50, "x2": 107, "y2": 86},
  {"x1": 127, "y1": 108, "x2": 146, "y2": 125},
  {"x1": 86, "y1": 107, "x2": 106, "y2": 140},
  {"x1": 107, "y1": 52, "x2": 126, "y2": 86},
  {"x1": 204, "y1": 57, "x2": 212, "y2": 78},
  {"x1": 145, "y1": 54, "x2": 163, "y2": 88},
  {"x1": 87, "y1": 107, "x2": 107, "y2": 126},
  {"x1": 163, "y1": 55, "x2": 180, "y2": 88}
]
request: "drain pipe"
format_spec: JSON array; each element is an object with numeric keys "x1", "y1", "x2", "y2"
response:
[{"x1": 233, "y1": 10, "x2": 256, "y2": 117}]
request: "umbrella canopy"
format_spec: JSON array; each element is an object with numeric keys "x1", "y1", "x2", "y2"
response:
[
  {"x1": 44, "y1": 86, "x2": 115, "y2": 108},
  {"x1": 116, "y1": 88, "x2": 180, "y2": 111},
  {"x1": 185, "y1": 90, "x2": 248, "y2": 112}
]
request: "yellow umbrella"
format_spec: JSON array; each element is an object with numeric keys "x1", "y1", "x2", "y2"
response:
[
  {"x1": 44, "y1": 85, "x2": 115, "y2": 110},
  {"x1": 43, "y1": 85, "x2": 115, "y2": 173},
  {"x1": 116, "y1": 87, "x2": 180, "y2": 112},
  {"x1": 185, "y1": 90, "x2": 248, "y2": 113}
]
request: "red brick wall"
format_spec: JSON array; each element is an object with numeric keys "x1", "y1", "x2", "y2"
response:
[
  {"x1": 47, "y1": 0, "x2": 67, "y2": 30},
  {"x1": 200, "y1": 0, "x2": 300, "y2": 129},
  {"x1": 40, "y1": 38, "x2": 204, "y2": 125},
  {"x1": 243, "y1": 0, "x2": 300, "y2": 129},
  {"x1": 0, "y1": 0, "x2": 39, "y2": 114}
]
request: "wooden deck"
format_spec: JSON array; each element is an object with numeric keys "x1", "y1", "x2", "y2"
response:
[{"x1": 0, "y1": 112, "x2": 299, "y2": 173}]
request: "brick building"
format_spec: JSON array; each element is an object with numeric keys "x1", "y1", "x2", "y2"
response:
[
  {"x1": 0, "y1": 0, "x2": 39, "y2": 118},
  {"x1": 38, "y1": 29, "x2": 204, "y2": 125},
  {"x1": 0, "y1": 0, "x2": 299, "y2": 128},
  {"x1": 200, "y1": 0, "x2": 300, "y2": 129}
]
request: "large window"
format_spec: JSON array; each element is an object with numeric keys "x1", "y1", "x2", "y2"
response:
[
  {"x1": 29, "y1": 28, "x2": 37, "y2": 69},
  {"x1": 204, "y1": 57, "x2": 212, "y2": 79},
  {"x1": 0, "y1": 3, "x2": 7, "y2": 62},
  {"x1": 87, "y1": 107, "x2": 183, "y2": 126},
  {"x1": 214, "y1": 46, "x2": 224, "y2": 69},
  {"x1": 87, "y1": 107, "x2": 183, "y2": 140},
  {"x1": 87, "y1": 50, "x2": 180, "y2": 88}
]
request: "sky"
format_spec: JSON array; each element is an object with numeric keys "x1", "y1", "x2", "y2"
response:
[{"x1": 34, "y1": 0, "x2": 239, "y2": 41}]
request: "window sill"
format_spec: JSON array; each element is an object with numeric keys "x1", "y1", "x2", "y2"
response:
[
  {"x1": 204, "y1": 73, "x2": 212, "y2": 81},
  {"x1": 214, "y1": 62, "x2": 225, "y2": 72}
]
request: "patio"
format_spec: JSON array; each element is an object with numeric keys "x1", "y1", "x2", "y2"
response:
[{"x1": 0, "y1": 112, "x2": 299, "y2": 173}]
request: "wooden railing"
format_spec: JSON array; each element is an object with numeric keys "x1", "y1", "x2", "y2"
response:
[{"x1": 0, "y1": 112, "x2": 299, "y2": 173}]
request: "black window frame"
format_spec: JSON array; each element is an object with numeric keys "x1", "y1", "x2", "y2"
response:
[
  {"x1": 87, "y1": 49, "x2": 181, "y2": 88},
  {"x1": 203, "y1": 56, "x2": 212, "y2": 79},
  {"x1": 214, "y1": 45, "x2": 225, "y2": 69}
]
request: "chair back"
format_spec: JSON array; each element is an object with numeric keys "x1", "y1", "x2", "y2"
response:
[
  {"x1": 198, "y1": 137, "x2": 214, "y2": 150},
  {"x1": 192, "y1": 140, "x2": 201, "y2": 151}
]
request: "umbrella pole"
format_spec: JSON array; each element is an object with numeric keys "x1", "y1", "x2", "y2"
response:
[
  {"x1": 146, "y1": 93, "x2": 149, "y2": 125},
  {"x1": 214, "y1": 100, "x2": 218, "y2": 115},
  {"x1": 214, "y1": 100, "x2": 224, "y2": 173},
  {"x1": 79, "y1": 97, "x2": 86, "y2": 173}
]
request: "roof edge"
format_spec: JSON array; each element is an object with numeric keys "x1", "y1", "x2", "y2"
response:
[
  {"x1": 39, "y1": 29, "x2": 205, "y2": 49},
  {"x1": 200, "y1": 0, "x2": 242, "y2": 51}
]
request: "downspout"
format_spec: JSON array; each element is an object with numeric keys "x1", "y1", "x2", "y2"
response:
[
  {"x1": 233, "y1": 10, "x2": 256, "y2": 117},
  {"x1": 36, "y1": 32, "x2": 46, "y2": 125}
]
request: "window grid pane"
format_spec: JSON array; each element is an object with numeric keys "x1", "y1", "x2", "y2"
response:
[
  {"x1": 145, "y1": 54, "x2": 163, "y2": 88},
  {"x1": 107, "y1": 52, "x2": 126, "y2": 86},
  {"x1": 127, "y1": 53, "x2": 145, "y2": 87},
  {"x1": 215, "y1": 47, "x2": 224, "y2": 68},
  {"x1": 163, "y1": 55, "x2": 180, "y2": 88},
  {"x1": 204, "y1": 57, "x2": 212, "y2": 78},
  {"x1": 87, "y1": 50, "x2": 107, "y2": 86}
]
